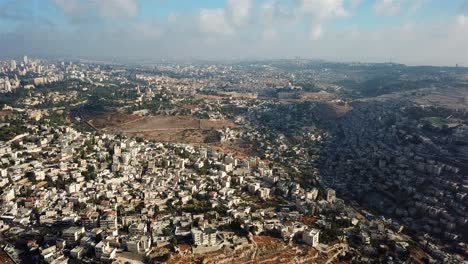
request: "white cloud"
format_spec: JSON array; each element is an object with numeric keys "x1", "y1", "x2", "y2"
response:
[
  {"x1": 374, "y1": 0, "x2": 401, "y2": 16},
  {"x1": 96, "y1": 0, "x2": 139, "y2": 18},
  {"x1": 259, "y1": 1, "x2": 296, "y2": 26},
  {"x1": 408, "y1": 0, "x2": 426, "y2": 14},
  {"x1": 298, "y1": 0, "x2": 349, "y2": 20},
  {"x1": 458, "y1": 14, "x2": 468, "y2": 26},
  {"x1": 132, "y1": 22, "x2": 162, "y2": 39},
  {"x1": 51, "y1": 0, "x2": 139, "y2": 21},
  {"x1": 227, "y1": 0, "x2": 252, "y2": 27},
  {"x1": 3, "y1": 0, "x2": 466, "y2": 66},
  {"x1": 401, "y1": 22, "x2": 414, "y2": 33},
  {"x1": 199, "y1": 8, "x2": 233, "y2": 35},
  {"x1": 167, "y1": 13, "x2": 178, "y2": 24},
  {"x1": 349, "y1": 0, "x2": 363, "y2": 9},
  {"x1": 311, "y1": 24, "x2": 323, "y2": 40}
]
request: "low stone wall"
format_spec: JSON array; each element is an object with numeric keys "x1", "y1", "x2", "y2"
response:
[{"x1": 192, "y1": 244, "x2": 223, "y2": 254}]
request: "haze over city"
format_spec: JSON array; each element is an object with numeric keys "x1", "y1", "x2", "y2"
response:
[
  {"x1": 1, "y1": 1, "x2": 468, "y2": 264},
  {"x1": 1, "y1": 0, "x2": 468, "y2": 65}
]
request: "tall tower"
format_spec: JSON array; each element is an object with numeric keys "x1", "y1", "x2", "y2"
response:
[
  {"x1": 4, "y1": 77, "x2": 11, "y2": 92},
  {"x1": 10, "y1": 60, "x2": 16, "y2": 70},
  {"x1": 23, "y1": 56, "x2": 28, "y2": 65},
  {"x1": 326, "y1": 188, "x2": 336, "y2": 203}
]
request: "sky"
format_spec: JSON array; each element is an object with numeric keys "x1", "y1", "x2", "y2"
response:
[{"x1": 0, "y1": 0, "x2": 467, "y2": 66}]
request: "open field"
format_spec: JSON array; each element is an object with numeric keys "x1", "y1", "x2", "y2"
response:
[
  {"x1": 413, "y1": 87, "x2": 468, "y2": 110},
  {"x1": 109, "y1": 115, "x2": 235, "y2": 132},
  {"x1": 115, "y1": 115, "x2": 200, "y2": 132},
  {"x1": 195, "y1": 92, "x2": 258, "y2": 100},
  {"x1": 84, "y1": 113, "x2": 236, "y2": 144},
  {"x1": 85, "y1": 111, "x2": 143, "y2": 130},
  {"x1": 212, "y1": 139, "x2": 257, "y2": 159},
  {"x1": 299, "y1": 91, "x2": 335, "y2": 101}
]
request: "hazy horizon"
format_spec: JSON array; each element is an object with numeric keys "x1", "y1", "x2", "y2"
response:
[{"x1": 1, "y1": 0, "x2": 468, "y2": 67}]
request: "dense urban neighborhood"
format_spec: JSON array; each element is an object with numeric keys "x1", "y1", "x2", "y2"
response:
[{"x1": 0, "y1": 57, "x2": 467, "y2": 263}]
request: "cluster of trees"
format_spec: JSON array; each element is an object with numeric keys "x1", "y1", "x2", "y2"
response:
[
  {"x1": 295, "y1": 82, "x2": 321, "y2": 92},
  {"x1": 181, "y1": 199, "x2": 212, "y2": 214},
  {"x1": 42, "y1": 112, "x2": 70, "y2": 127},
  {"x1": 47, "y1": 175, "x2": 74, "y2": 190},
  {"x1": 0, "y1": 119, "x2": 27, "y2": 141},
  {"x1": 218, "y1": 218, "x2": 249, "y2": 237},
  {"x1": 82, "y1": 165, "x2": 97, "y2": 181},
  {"x1": 319, "y1": 223, "x2": 345, "y2": 244}
]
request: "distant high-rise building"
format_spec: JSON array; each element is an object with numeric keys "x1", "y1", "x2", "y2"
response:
[
  {"x1": 23, "y1": 56, "x2": 28, "y2": 65},
  {"x1": 4, "y1": 77, "x2": 11, "y2": 92},
  {"x1": 326, "y1": 189, "x2": 336, "y2": 203},
  {"x1": 10, "y1": 60, "x2": 16, "y2": 70}
]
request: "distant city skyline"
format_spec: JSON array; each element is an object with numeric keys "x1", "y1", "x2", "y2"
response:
[{"x1": 1, "y1": 0, "x2": 467, "y2": 66}]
